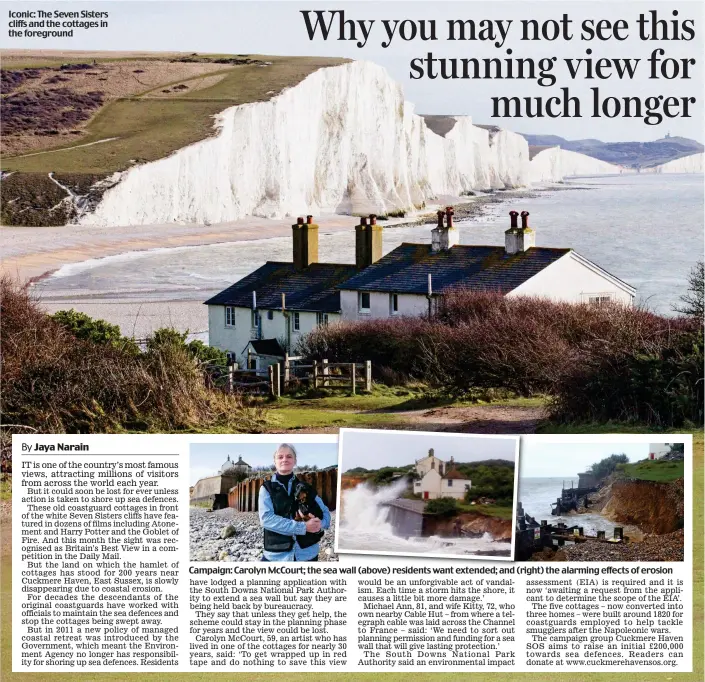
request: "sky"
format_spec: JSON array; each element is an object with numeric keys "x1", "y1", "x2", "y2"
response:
[
  {"x1": 339, "y1": 430, "x2": 518, "y2": 472},
  {"x1": 189, "y1": 441, "x2": 338, "y2": 485},
  {"x1": 2, "y1": 0, "x2": 702, "y2": 142},
  {"x1": 519, "y1": 440, "x2": 664, "y2": 478}
]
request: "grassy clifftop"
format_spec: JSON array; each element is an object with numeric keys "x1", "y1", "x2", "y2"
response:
[{"x1": 1, "y1": 52, "x2": 348, "y2": 175}]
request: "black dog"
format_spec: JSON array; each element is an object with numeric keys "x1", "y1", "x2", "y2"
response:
[
  {"x1": 292, "y1": 479, "x2": 325, "y2": 550},
  {"x1": 293, "y1": 480, "x2": 324, "y2": 522}
]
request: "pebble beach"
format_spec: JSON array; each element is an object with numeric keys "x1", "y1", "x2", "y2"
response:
[{"x1": 190, "y1": 506, "x2": 339, "y2": 562}]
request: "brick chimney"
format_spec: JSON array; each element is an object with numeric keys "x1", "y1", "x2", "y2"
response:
[
  {"x1": 431, "y1": 206, "x2": 459, "y2": 252},
  {"x1": 355, "y1": 214, "x2": 383, "y2": 269},
  {"x1": 292, "y1": 215, "x2": 319, "y2": 269},
  {"x1": 505, "y1": 210, "x2": 535, "y2": 255}
]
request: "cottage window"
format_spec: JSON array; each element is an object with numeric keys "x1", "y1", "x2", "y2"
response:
[
  {"x1": 390, "y1": 293, "x2": 399, "y2": 315},
  {"x1": 586, "y1": 293, "x2": 614, "y2": 305},
  {"x1": 447, "y1": 479, "x2": 453, "y2": 487},
  {"x1": 267, "y1": 310, "x2": 274, "y2": 320},
  {"x1": 251, "y1": 310, "x2": 260, "y2": 328},
  {"x1": 316, "y1": 312, "x2": 329, "y2": 327},
  {"x1": 225, "y1": 306, "x2": 236, "y2": 327},
  {"x1": 358, "y1": 292, "x2": 371, "y2": 313},
  {"x1": 293, "y1": 312, "x2": 300, "y2": 331}
]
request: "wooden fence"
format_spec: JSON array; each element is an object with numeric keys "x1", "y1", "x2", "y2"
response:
[
  {"x1": 224, "y1": 358, "x2": 372, "y2": 397},
  {"x1": 228, "y1": 467, "x2": 338, "y2": 511},
  {"x1": 224, "y1": 367, "x2": 270, "y2": 395}
]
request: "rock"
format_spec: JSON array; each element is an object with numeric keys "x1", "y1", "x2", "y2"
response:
[{"x1": 220, "y1": 524, "x2": 237, "y2": 539}]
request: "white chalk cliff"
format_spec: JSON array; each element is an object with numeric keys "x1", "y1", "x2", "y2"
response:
[
  {"x1": 81, "y1": 61, "x2": 624, "y2": 226},
  {"x1": 529, "y1": 147, "x2": 623, "y2": 184},
  {"x1": 81, "y1": 62, "x2": 532, "y2": 226},
  {"x1": 648, "y1": 153, "x2": 703, "y2": 174}
]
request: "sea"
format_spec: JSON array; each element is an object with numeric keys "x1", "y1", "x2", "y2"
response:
[
  {"x1": 337, "y1": 479, "x2": 510, "y2": 558},
  {"x1": 519, "y1": 477, "x2": 627, "y2": 536},
  {"x1": 36, "y1": 174, "x2": 703, "y2": 329}
]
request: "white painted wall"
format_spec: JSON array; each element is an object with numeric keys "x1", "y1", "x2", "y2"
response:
[
  {"x1": 413, "y1": 469, "x2": 471, "y2": 500},
  {"x1": 208, "y1": 305, "x2": 254, "y2": 360},
  {"x1": 415, "y1": 454, "x2": 446, "y2": 477},
  {"x1": 439, "y1": 478, "x2": 471, "y2": 500},
  {"x1": 508, "y1": 253, "x2": 634, "y2": 305},
  {"x1": 340, "y1": 290, "x2": 432, "y2": 321},
  {"x1": 648, "y1": 443, "x2": 671, "y2": 460},
  {"x1": 207, "y1": 305, "x2": 339, "y2": 363},
  {"x1": 414, "y1": 469, "x2": 442, "y2": 499}
]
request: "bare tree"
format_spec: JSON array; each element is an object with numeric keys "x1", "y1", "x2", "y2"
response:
[{"x1": 674, "y1": 261, "x2": 704, "y2": 320}]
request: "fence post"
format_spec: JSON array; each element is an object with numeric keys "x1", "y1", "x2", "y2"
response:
[
  {"x1": 269, "y1": 365, "x2": 275, "y2": 397},
  {"x1": 365, "y1": 360, "x2": 372, "y2": 392},
  {"x1": 274, "y1": 363, "x2": 281, "y2": 397},
  {"x1": 350, "y1": 363, "x2": 356, "y2": 395},
  {"x1": 228, "y1": 366, "x2": 234, "y2": 394},
  {"x1": 284, "y1": 355, "x2": 290, "y2": 386},
  {"x1": 313, "y1": 361, "x2": 319, "y2": 389},
  {"x1": 322, "y1": 359, "x2": 329, "y2": 388}
]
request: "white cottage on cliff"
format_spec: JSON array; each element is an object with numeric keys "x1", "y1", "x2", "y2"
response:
[
  {"x1": 205, "y1": 209, "x2": 634, "y2": 364},
  {"x1": 338, "y1": 207, "x2": 635, "y2": 321},
  {"x1": 413, "y1": 449, "x2": 472, "y2": 501}
]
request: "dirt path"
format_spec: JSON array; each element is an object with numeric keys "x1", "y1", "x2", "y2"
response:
[
  {"x1": 390, "y1": 404, "x2": 545, "y2": 434},
  {"x1": 15, "y1": 138, "x2": 120, "y2": 159},
  {"x1": 275, "y1": 403, "x2": 546, "y2": 434}
]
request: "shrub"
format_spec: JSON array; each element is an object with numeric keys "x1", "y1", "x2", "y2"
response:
[
  {"x1": 221, "y1": 468, "x2": 249, "y2": 484},
  {"x1": 425, "y1": 497, "x2": 458, "y2": 515},
  {"x1": 0, "y1": 278, "x2": 264, "y2": 440},
  {"x1": 588, "y1": 454, "x2": 629, "y2": 480},
  {"x1": 52, "y1": 309, "x2": 139, "y2": 354},
  {"x1": 551, "y1": 326, "x2": 703, "y2": 427},
  {"x1": 460, "y1": 462, "x2": 515, "y2": 502},
  {"x1": 297, "y1": 289, "x2": 703, "y2": 427},
  {"x1": 187, "y1": 339, "x2": 228, "y2": 370},
  {"x1": 372, "y1": 467, "x2": 408, "y2": 485},
  {"x1": 146, "y1": 329, "x2": 228, "y2": 381},
  {"x1": 1, "y1": 87, "x2": 105, "y2": 136}
]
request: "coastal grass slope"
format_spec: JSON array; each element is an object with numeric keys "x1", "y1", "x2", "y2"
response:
[{"x1": 1, "y1": 53, "x2": 348, "y2": 174}]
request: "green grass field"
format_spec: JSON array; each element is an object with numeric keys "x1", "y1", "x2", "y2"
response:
[
  {"x1": 264, "y1": 386, "x2": 544, "y2": 431},
  {"x1": 2, "y1": 55, "x2": 347, "y2": 174},
  {"x1": 620, "y1": 458, "x2": 685, "y2": 482},
  {"x1": 457, "y1": 503, "x2": 514, "y2": 520}
]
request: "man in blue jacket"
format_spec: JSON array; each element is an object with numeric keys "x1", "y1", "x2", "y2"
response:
[{"x1": 259, "y1": 443, "x2": 331, "y2": 561}]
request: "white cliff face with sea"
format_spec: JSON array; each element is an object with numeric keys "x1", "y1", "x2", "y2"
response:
[
  {"x1": 77, "y1": 61, "x2": 615, "y2": 227},
  {"x1": 528, "y1": 147, "x2": 623, "y2": 184},
  {"x1": 648, "y1": 153, "x2": 704, "y2": 174}
]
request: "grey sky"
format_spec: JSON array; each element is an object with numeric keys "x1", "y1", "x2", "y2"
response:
[
  {"x1": 519, "y1": 440, "x2": 652, "y2": 478},
  {"x1": 2, "y1": 1, "x2": 702, "y2": 142},
  {"x1": 339, "y1": 429, "x2": 517, "y2": 472},
  {"x1": 189, "y1": 441, "x2": 338, "y2": 485}
]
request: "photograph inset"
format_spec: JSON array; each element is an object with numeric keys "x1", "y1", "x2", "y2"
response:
[
  {"x1": 516, "y1": 440, "x2": 686, "y2": 561},
  {"x1": 337, "y1": 429, "x2": 519, "y2": 560},
  {"x1": 190, "y1": 440, "x2": 339, "y2": 562}
]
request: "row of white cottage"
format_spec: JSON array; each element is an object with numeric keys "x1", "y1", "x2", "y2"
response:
[{"x1": 206, "y1": 208, "x2": 635, "y2": 367}]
